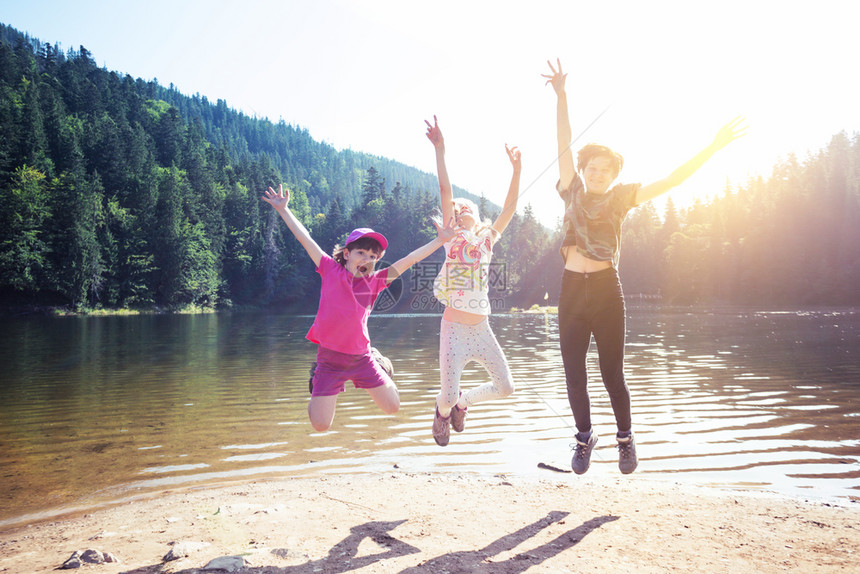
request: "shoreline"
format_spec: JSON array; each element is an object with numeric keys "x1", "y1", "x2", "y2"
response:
[
  {"x1": 3, "y1": 466, "x2": 852, "y2": 534},
  {"x1": 5, "y1": 304, "x2": 853, "y2": 319},
  {"x1": 1, "y1": 472, "x2": 857, "y2": 573}
]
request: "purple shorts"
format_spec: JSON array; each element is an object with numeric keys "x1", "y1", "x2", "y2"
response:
[{"x1": 311, "y1": 346, "x2": 392, "y2": 397}]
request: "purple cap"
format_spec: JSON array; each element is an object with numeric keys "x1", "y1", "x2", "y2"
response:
[{"x1": 345, "y1": 228, "x2": 388, "y2": 251}]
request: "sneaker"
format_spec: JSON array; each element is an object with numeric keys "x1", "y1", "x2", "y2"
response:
[
  {"x1": 371, "y1": 347, "x2": 395, "y2": 379},
  {"x1": 308, "y1": 362, "x2": 316, "y2": 395},
  {"x1": 450, "y1": 404, "x2": 467, "y2": 433},
  {"x1": 617, "y1": 433, "x2": 638, "y2": 474},
  {"x1": 432, "y1": 407, "x2": 451, "y2": 447},
  {"x1": 570, "y1": 432, "x2": 598, "y2": 475}
]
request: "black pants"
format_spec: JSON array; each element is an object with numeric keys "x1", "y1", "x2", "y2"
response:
[{"x1": 558, "y1": 268, "x2": 631, "y2": 434}]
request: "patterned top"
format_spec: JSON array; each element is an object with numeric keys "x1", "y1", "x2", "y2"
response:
[
  {"x1": 306, "y1": 254, "x2": 391, "y2": 355},
  {"x1": 557, "y1": 173, "x2": 640, "y2": 268},
  {"x1": 433, "y1": 227, "x2": 498, "y2": 316}
]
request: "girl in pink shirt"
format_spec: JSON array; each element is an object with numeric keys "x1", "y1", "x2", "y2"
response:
[{"x1": 262, "y1": 184, "x2": 455, "y2": 431}]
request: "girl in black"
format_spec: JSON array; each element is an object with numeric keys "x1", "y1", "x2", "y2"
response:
[{"x1": 543, "y1": 58, "x2": 746, "y2": 474}]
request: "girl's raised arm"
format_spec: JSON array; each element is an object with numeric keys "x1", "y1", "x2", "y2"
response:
[
  {"x1": 426, "y1": 115, "x2": 455, "y2": 224},
  {"x1": 386, "y1": 217, "x2": 457, "y2": 283},
  {"x1": 635, "y1": 118, "x2": 748, "y2": 205},
  {"x1": 491, "y1": 144, "x2": 522, "y2": 236},
  {"x1": 262, "y1": 184, "x2": 325, "y2": 267},
  {"x1": 542, "y1": 59, "x2": 576, "y2": 191}
]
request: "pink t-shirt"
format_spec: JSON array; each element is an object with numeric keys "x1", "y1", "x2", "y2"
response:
[{"x1": 306, "y1": 254, "x2": 391, "y2": 355}]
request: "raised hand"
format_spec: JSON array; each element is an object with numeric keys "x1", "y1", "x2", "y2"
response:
[
  {"x1": 505, "y1": 144, "x2": 521, "y2": 171},
  {"x1": 260, "y1": 183, "x2": 325, "y2": 266},
  {"x1": 433, "y1": 215, "x2": 458, "y2": 244},
  {"x1": 711, "y1": 117, "x2": 749, "y2": 151},
  {"x1": 262, "y1": 184, "x2": 290, "y2": 211},
  {"x1": 425, "y1": 115, "x2": 445, "y2": 150},
  {"x1": 541, "y1": 58, "x2": 567, "y2": 94}
]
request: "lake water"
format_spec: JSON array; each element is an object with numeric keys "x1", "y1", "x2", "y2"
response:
[{"x1": 1, "y1": 308, "x2": 858, "y2": 528}]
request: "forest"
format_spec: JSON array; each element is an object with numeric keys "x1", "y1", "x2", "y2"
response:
[{"x1": 1, "y1": 22, "x2": 858, "y2": 314}]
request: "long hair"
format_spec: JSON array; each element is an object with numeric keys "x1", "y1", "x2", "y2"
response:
[{"x1": 332, "y1": 236, "x2": 384, "y2": 267}]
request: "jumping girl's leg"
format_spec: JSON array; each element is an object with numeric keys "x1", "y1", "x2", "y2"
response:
[
  {"x1": 438, "y1": 319, "x2": 466, "y2": 417},
  {"x1": 459, "y1": 320, "x2": 514, "y2": 408},
  {"x1": 308, "y1": 346, "x2": 343, "y2": 431},
  {"x1": 366, "y1": 379, "x2": 400, "y2": 414},
  {"x1": 590, "y1": 273, "x2": 631, "y2": 433},
  {"x1": 592, "y1": 314, "x2": 630, "y2": 432},
  {"x1": 560, "y1": 319, "x2": 593, "y2": 433},
  {"x1": 558, "y1": 272, "x2": 594, "y2": 434},
  {"x1": 308, "y1": 395, "x2": 338, "y2": 432}
]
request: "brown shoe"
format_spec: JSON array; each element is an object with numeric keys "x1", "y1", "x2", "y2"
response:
[
  {"x1": 450, "y1": 404, "x2": 467, "y2": 433},
  {"x1": 432, "y1": 407, "x2": 451, "y2": 446}
]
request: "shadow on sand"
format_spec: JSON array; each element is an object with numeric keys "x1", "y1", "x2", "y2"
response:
[{"x1": 122, "y1": 511, "x2": 617, "y2": 573}]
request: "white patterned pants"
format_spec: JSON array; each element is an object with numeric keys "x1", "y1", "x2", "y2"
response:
[{"x1": 437, "y1": 317, "x2": 515, "y2": 416}]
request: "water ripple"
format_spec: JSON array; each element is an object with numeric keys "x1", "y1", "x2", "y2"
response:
[{"x1": 0, "y1": 309, "x2": 858, "y2": 528}]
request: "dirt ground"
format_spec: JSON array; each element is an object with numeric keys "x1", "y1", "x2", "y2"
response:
[{"x1": 0, "y1": 472, "x2": 857, "y2": 573}]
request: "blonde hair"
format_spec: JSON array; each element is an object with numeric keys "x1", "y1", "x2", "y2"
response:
[{"x1": 447, "y1": 198, "x2": 493, "y2": 235}]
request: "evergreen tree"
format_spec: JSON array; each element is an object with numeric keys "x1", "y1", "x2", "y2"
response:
[
  {"x1": 49, "y1": 167, "x2": 106, "y2": 307},
  {"x1": 151, "y1": 166, "x2": 185, "y2": 304},
  {"x1": 360, "y1": 166, "x2": 385, "y2": 206},
  {"x1": 222, "y1": 180, "x2": 262, "y2": 303},
  {"x1": 0, "y1": 165, "x2": 50, "y2": 292},
  {"x1": 155, "y1": 105, "x2": 185, "y2": 167},
  {"x1": 177, "y1": 219, "x2": 219, "y2": 306},
  {"x1": 1, "y1": 22, "x2": 856, "y2": 311}
]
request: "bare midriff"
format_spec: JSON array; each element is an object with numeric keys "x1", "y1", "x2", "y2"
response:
[
  {"x1": 442, "y1": 306, "x2": 488, "y2": 325},
  {"x1": 563, "y1": 246, "x2": 613, "y2": 273}
]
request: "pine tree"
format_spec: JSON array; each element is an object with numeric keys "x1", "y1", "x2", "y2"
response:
[
  {"x1": 360, "y1": 166, "x2": 385, "y2": 206},
  {"x1": 0, "y1": 165, "x2": 50, "y2": 292},
  {"x1": 49, "y1": 167, "x2": 106, "y2": 307},
  {"x1": 151, "y1": 166, "x2": 185, "y2": 304}
]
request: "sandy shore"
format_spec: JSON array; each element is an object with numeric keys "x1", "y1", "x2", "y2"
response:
[{"x1": 0, "y1": 472, "x2": 857, "y2": 573}]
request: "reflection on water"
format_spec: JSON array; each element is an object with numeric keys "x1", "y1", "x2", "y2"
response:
[{"x1": 0, "y1": 308, "x2": 858, "y2": 527}]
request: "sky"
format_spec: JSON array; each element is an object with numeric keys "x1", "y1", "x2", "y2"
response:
[{"x1": 2, "y1": 0, "x2": 858, "y2": 226}]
